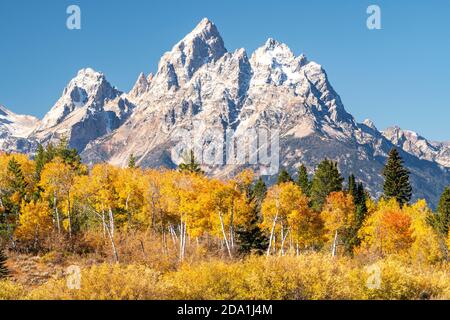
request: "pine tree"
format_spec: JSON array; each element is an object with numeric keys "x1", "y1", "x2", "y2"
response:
[
  {"x1": 128, "y1": 153, "x2": 137, "y2": 169},
  {"x1": 297, "y1": 164, "x2": 311, "y2": 196},
  {"x1": 34, "y1": 144, "x2": 46, "y2": 181},
  {"x1": 0, "y1": 248, "x2": 8, "y2": 279},
  {"x1": 7, "y1": 158, "x2": 28, "y2": 201},
  {"x1": 178, "y1": 150, "x2": 204, "y2": 174},
  {"x1": 277, "y1": 168, "x2": 293, "y2": 184},
  {"x1": 382, "y1": 148, "x2": 412, "y2": 207},
  {"x1": 346, "y1": 181, "x2": 368, "y2": 253},
  {"x1": 252, "y1": 177, "x2": 267, "y2": 207},
  {"x1": 236, "y1": 179, "x2": 269, "y2": 255},
  {"x1": 430, "y1": 187, "x2": 450, "y2": 238},
  {"x1": 236, "y1": 210, "x2": 268, "y2": 255},
  {"x1": 347, "y1": 174, "x2": 357, "y2": 195},
  {"x1": 55, "y1": 138, "x2": 81, "y2": 168},
  {"x1": 310, "y1": 159, "x2": 344, "y2": 211}
]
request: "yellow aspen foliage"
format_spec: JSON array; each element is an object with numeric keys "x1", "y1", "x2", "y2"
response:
[
  {"x1": 358, "y1": 198, "x2": 413, "y2": 256},
  {"x1": 447, "y1": 228, "x2": 450, "y2": 253},
  {"x1": 113, "y1": 167, "x2": 144, "y2": 222},
  {"x1": 321, "y1": 191, "x2": 355, "y2": 256},
  {"x1": 15, "y1": 200, "x2": 53, "y2": 242},
  {"x1": 136, "y1": 169, "x2": 165, "y2": 229},
  {"x1": 262, "y1": 182, "x2": 315, "y2": 255},
  {"x1": 405, "y1": 200, "x2": 444, "y2": 263},
  {"x1": 0, "y1": 153, "x2": 35, "y2": 205},
  {"x1": 39, "y1": 157, "x2": 76, "y2": 234}
]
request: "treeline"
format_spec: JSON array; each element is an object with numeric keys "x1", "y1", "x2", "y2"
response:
[{"x1": 0, "y1": 143, "x2": 449, "y2": 273}]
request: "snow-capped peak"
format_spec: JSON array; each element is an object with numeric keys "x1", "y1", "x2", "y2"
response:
[
  {"x1": 151, "y1": 18, "x2": 227, "y2": 90},
  {"x1": 255, "y1": 38, "x2": 297, "y2": 64},
  {"x1": 37, "y1": 68, "x2": 121, "y2": 131},
  {"x1": 362, "y1": 118, "x2": 377, "y2": 130},
  {"x1": 129, "y1": 72, "x2": 149, "y2": 98},
  {"x1": 0, "y1": 104, "x2": 39, "y2": 138}
]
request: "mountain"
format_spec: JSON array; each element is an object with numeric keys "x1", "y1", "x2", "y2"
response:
[
  {"x1": 79, "y1": 18, "x2": 450, "y2": 207},
  {"x1": 31, "y1": 68, "x2": 136, "y2": 151},
  {"x1": 0, "y1": 104, "x2": 39, "y2": 152},
  {"x1": 1, "y1": 18, "x2": 449, "y2": 207},
  {"x1": 382, "y1": 126, "x2": 450, "y2": 168}
]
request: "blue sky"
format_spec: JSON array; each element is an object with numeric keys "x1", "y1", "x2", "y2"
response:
[{"x1": 0, "y1": 0, "x2": 449, "y2": 140}]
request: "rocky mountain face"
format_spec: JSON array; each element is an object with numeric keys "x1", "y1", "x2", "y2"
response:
[
  {"x1": 0, "y1": 104, "x2": 39, "y2": 153},
  {"x1": 1, "y1": 18, "x2": 449, "y2": 207},
  {"x1": 382, "y1": 126, "x2": 450, "y2": 168},
  {"x1": 31, "y1": 68, "x2": 136, "y2": 151}
]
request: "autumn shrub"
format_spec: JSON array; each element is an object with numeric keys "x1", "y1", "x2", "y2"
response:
[
  {"x1": 163, "y1": 253, "x2": 366, "y2": 300},
  {"x1": 25, "y1": 254, "x2": 450, "y2": 300},
  {"x1": 0, "y1": 281, "x2": 26, "y2": 300},
  {"x1": 365, "y1": 256, "x2": 450, "y2": 300},
  {"x1": 30, "y1": 264, "x2": 165, "y2": 300}
]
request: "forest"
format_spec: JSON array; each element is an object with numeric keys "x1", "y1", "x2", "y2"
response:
[{"x1": 0, "y1": 141, "x2": 449, "y2": 300}]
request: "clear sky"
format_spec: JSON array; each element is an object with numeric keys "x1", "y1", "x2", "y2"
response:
[{"x1": 0, "y1": 0, "x2": 449, "y2": 140}]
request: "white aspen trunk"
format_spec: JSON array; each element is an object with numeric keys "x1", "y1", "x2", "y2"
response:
[
  {"x1": 95, "y1": 211, "x2": 119, "y2": 263},
  {"x1": 54, "y1": 192, "x2": 61, "y2": 234},
  {"x1": 182, "y1": 223, "x2": 187, "y2": 259},
  {"x1": 219, "y1": 212, "x2": 232, "y2": 258},
  {"x1": 266, "y1": 211, "x2": 278, "y2": 256},
  {"x1": 281, "y1": 228, "x2": 290, "y2": 256},
  {"x1": 296, "y1": 240, "x2": 300, "y2": 256},
  {"x1": 109, "y1": 206, "x2": 114, "y2": 238},
  {"x1": 332, "y1": 230, "x2": 338, "y2": 257},
  {"x1": 67, "y1": 196, "x2": 72, "y2": 238},
  {"x1": 273, "y1": 234, "x2": 277, "y2": 255},
  {"x1": 169, "y1": 225, "x2": 177, "y2": 244},
  {"x1": 179, "y1": 220, "x2": 184, "y2": 262},
  {"x1": 125, "y1": 194, "x2": 130, "y2": 212}
]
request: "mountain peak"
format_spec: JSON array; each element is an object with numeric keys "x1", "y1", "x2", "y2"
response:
[
  {"x1": 253, "y1": 38, "x2": 296, "y2": 64},
  {"x1": 152, "y1": 18, "x2": 227, "y2": 89},
  {"x1": 37, "y1": 68, "x2": 121, "y2": 131},
  {"x1": 76, "y1": 67, "x2": 102, "y2": 77},
  {"x1": 190, "y1": 17, "x2": 215, "y2": 34},
  {"x1": 362, "y1": 118, "x2": 377, "y2": 130},
  {"x1": 264, "y1": 38, "x2": 283, "y2": 49},
  {"x1": 129, "y1": 72, "x2": 149, "y2": 98},
  {"x1": 0, "y1": 104, "x2": 40, "y2": 138}
]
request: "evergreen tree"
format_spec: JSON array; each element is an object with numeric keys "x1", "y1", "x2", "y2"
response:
[
  {"x1": 34, "y1": 144, "x2": 46, "y2": 181},
  {"x1": 355, "y1": 183, "x2": 368, "y2": 222},
  {"x1": 297, "y1": 164, "x2": 311, "y2": 196},
  {"x1": 55, "y1": 138, "x2": 81, "y2": 168},
  {"x1": 7, "y1": 158, "x2": 27, "y2": 201},
  {"x1": 310, "y1": 159, "x2": 344, "y2": 211},
  {"x1": 382, "y1": 148, "x2": 412, "y2": 207},
  {"x1": 128, "y1": 153, "x2": 137, "y2": 169},
  {"x1": 236, "y1": 179, "x2": 268, "y2": 255},
  {"x1": 346, "y1": 181, "x2": 368, "y2": 253},
  {"x1": 236, "y1": 211, "x2": 268, "y2": 255},
  {"x1": 252, "y1": 177, "x2": 267, "y2": 207},
  {"x1": 347, "y1": 174, "x2": 357, "y2": 195},
  {"x1": 178, "y1": 150, "x2": 204, "y2": 174},
  {"x1": 277, "y1": 168, "x2": 293, "y2": 184},
  {"x1": 430, "y1": 187, "x2": 450, "y2": 238},
  {"x1": 0, "y1": 248, "x2": 9, "y2": 279}
]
